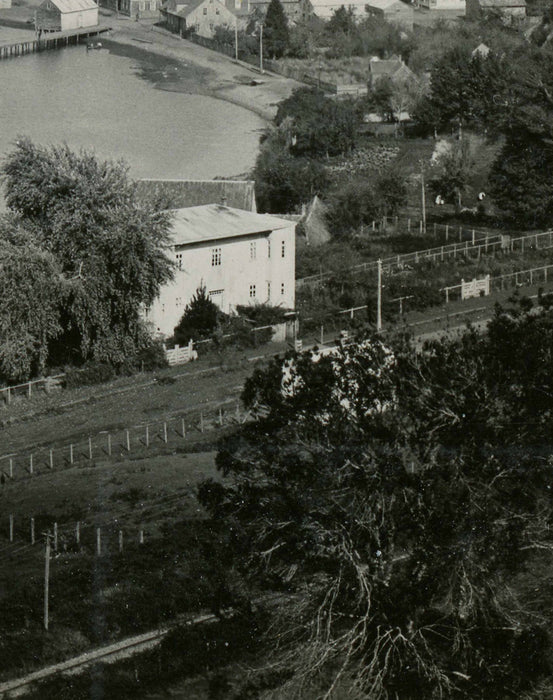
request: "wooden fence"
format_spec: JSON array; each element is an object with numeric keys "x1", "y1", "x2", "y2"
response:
[
  {"x1": 297, "y1": 227, "x2": 553, "y2": 289},
  {"x1": 441, "y1": 262, "x2": 553, "y2": 303}
]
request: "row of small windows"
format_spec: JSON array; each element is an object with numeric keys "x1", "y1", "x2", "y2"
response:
[
  {"x1": 208, "y1": 240, "x2": 285, "y2": 266},
  {"x1": 250, "y1": 283, "x2": 285, "y2": 299}
]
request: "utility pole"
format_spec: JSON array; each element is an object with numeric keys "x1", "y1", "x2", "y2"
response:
[
  {"x1": 44, "y1": 534, "x2": 51, "y2": 631},
  {"x1": 377, "y1": 259, "x2": 382, "y2": 332},
  {"x1": 259, "y1": 24, "x2": 263, "y2": 74},
  {"x1": 234, "y1": 20, "x2": 238, "y2": 62},
  {"x1": 420, "y1": 161, "x2": 426, "y2": 234}
]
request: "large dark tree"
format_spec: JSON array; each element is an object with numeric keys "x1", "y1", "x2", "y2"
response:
[
  {"x1": 199, "y1": 302, "x2": 553, "y2": 698},
  {"x1": 263, "y1": 0, "x2": 289, "y2": 59},
  {"x1": 1, "y1": 139, "x2": 174, "y2": 367}
]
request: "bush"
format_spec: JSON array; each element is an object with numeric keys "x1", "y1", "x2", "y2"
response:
[
  {"x1": 235, "y1": 303, "x2": 291, "y2": 326},
  {"x1": 63, "y1": 362, "x2": 116, "y2": 389}
]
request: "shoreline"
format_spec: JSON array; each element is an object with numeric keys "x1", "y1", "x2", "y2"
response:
[{"x1": 103, "y1": 17, "x2": 300, "y2": 122}]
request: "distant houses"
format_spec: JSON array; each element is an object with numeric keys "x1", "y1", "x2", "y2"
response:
[
  {"x1": 465, "y1": 0, "x2": 526, "y2": 20},
  {"x1": 145, "y1": 204, "x2": 296, "y2": 336},
  {"x1": 161, "y1": 0, "x2": 238, "y2": 37},
  {"x1": 35, "y1": 0, "x2": 99, "y2": 31},
  {"x1": 368, "y1": 56, "x2": 416, "y2": 87},
  {"x1": 100, "y1": 0, "x2": 160, "y2": 19},
  {"x1": 365, "y1": 0, "x2": 414, "y2": 30}
]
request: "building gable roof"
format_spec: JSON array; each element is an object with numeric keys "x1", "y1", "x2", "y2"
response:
[
  {"x1": 136, "y1": 179, "x2": 257, "y2": 212},
  {"x1": 366, "y1": 0, "x2": 409, "y2": 10},
  {"x1": 169, "y1": 204, "x2": 293, "y2": 246},
  {"x1": 369, "y1": 57, "x2": 404, "y2": 76},
  {"x1": 41, "y1": 0, "x2": 97, "y2": 12}
]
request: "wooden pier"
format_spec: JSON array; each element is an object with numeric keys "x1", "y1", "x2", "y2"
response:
[{"x1": 0, "y1": 26, "x2": 111, "y2": 60}]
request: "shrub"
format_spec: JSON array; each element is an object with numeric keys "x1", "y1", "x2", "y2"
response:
[{"x1": 63, "y1": 362, "x2": 116, "y2": 389}]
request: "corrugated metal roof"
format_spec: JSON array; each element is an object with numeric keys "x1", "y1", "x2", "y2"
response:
[
  {"x1": 45, "y1": 0, "x2": 98, "y2": 12},
  {"x1": 136, "y1": 179, "x2": 257, "y2": 212},
  {"x1": 169, "y1": 204, "x2": 293, "y2": 246},
  {"x1": 366, "y1": 0, "x2": 409, "y2": 10}
]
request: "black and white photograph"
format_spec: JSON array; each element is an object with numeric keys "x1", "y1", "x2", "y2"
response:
[{"x1": 0, "y1": 0, "x2": 552, "y2": 696}]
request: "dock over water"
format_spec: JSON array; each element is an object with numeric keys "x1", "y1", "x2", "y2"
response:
[{"x1": 0, "y1": 25, "x2": 111, "y2": 59}]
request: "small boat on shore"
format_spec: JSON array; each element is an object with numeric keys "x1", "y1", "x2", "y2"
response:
[{"x1": 86, "y1": 42, "x2": 103, "y2": 51}]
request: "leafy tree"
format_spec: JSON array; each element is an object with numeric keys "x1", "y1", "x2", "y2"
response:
[
  {"x1": 172, "y1": 286, "x2": 221, "y2": 344},
  {"x1": 429, "y1": 137, "x2": 475, "y2": 211},
  {"x1": 1, "y1": 139, "x2": 174, "y2": 367},
  {"x1": 199, "y1": 303, "x2": 553, "y2": 698},
  {"x1": 327, "y1": 5, "x2": 356, "y2": 35},
  {"x1": 0, "y1": 231, "x2": 65, "y2": 382},
  {"x1": 263, "y1": 0, "x2": 289, "y2": 59},
  {"x1": 275, "y1": 87, "x2": 360, "y2": 158},
  {"x1": 254, "y1": 146, "x2": 328, "y2": 213}
]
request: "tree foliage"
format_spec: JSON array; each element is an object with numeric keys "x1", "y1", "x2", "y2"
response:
[
  {"x1": 199, "y1": 302, "x2": 553, "y2": 698},
  {"x1": 263, "y1": 0, "x2": 289, "y2": 59},
  {"x1": 173, "y1": 285, "x2": 221, "y2": 344},
  {"x1": 275, "y1": 88, "x2": 360, "y2": 158},
  {"x1": 1, "y1": 139, "x2": 174, "y2": 370},
  {"x1": 429, "y1": 138, "x2": 475, "y2": 211}
]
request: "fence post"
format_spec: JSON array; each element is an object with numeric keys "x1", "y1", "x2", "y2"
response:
[
  {"x1": 49, "y1": 449, "x2": 53, "y2": 469},
  {"x1": 28, "y1": 382, "x2": 32, "y2": 399},
  {"x1": 29, "y1": 454, "x2": 33, "y2": 475},
  {"x1": 546, "y1": 268, "x2": 548, "y2": 283},
  {"x1": 76, "y1": 521, "x2": 80, "y2": 546},
  {"x1": 200, "y1": 411, "x2": 204, "y2": 433},
  {"x1": 522, "y1": 238, "x2": 525, "y2": 253},
  {"x1": 441, "y1": 246, "x2": 444, "y2": 262},
  {"x1": 119, "y1": 530, "x2": 123, "y2": 553},
  {"x1": 163, "y1": 422, "x2": 168, "y2": 443},
  {"x1": 445, "y1": 288, "x2": 449, "y2": 304},
  {"x1": 445, "y1": 224, "x2": 449, "y2": 241},
  {"x1": 145, "y1": 425, "x2": 149, "y2": 447},
  {"x1": 53, "y1": 522, "x2": 58, "y2": 551},
  {"x1": 88, "y1": 437, "x2": 93, "y2": 460},
  {"x1": 107, "y1": 434, "x2": 112, "y2": 456},
  {"x1": 433, "y1": 222, "x2": 437, "y2": 236},
  {"x1": 69, "y1": 444, "x2": 74, "y2": 465},
  {"x1": 472, "y1": 229, "x2": 475, "y2": 245},
  {"x1": 407, "y1": 218, "x2": 411, "y2": 233},
  {"x1": 126, "y1": 430, "x2": 130, "y2": 452},
  {"x1": 181, "y1": 418, "x2": 186, "y2": 438},
  {"x1": 219, "y1": 408, "x2": 223, "y2": 426},
  {"x1": 419, "y1": 220, "x2": 423, "y2": 235},
  {"x1": 31, "y1": 517, "x2": 35, "y2": 545},
  {"x1": 9, "y1": 514, "x2": 13, "y2": 542},
  {"x1": 96, "y1": 527, "x2": 101, "y2": 556},
  {"x1": 139, "y1": 529, "x2": 144, "y2": 545},
  {"x1": 320, "y1": 325, "x2": 324, "y2": 345},
  {"x1": 485, "y1": 234, "x2": 489, "y2": 252},
  {"x1": 9, "y1": 458, "x2": 13, "y2": 479}
]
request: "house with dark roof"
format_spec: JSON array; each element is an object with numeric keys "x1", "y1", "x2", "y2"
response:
[
  {"x1": 136, "y1": 179, "x2": 257, "y2": 212},
  {"x1": 144, "y1": 204, "x2": 295, "y2": 335},
  {"x1": 418, "y1": 0, "x2": 465, "y2": 15},
  {"x1": 466, "y1": 0, "x2": 526, "y2": 19},
  {"x1": 368, "y1": 56, "x2": 416, "y2": 88},
  {"x1": 35, "y1": 0, "x2": 98, "y2": 31},
  {"x1": 365, "y1": 0, "x2": 414, "y2": 29},
  {"x1": 161, "y1": 0, "x2": 238, "y2": 37}
]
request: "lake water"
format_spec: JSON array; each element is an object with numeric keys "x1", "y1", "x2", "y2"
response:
[{"x1": 0, "y1": 40, "x2": 265, "y2": 189}]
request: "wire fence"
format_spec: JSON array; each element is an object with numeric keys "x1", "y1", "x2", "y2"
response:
[
  {"x1": 297, "y1": 228, "x2": 553, "y2": 288},
  {"x1": 0, "y1": 399, "x2": 248, "y2": 483}
]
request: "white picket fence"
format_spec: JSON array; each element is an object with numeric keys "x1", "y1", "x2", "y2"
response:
[{"x1": 164, "y1": 340, "x2": 198, "y2": 366}]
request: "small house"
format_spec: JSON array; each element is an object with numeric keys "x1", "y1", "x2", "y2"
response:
[
  {"x1": 466, "y1": 0, "x2": 526, "y2": 20},
  {"x1": 35, "y1": 0, "x2": 98, "y2": 31},
  {"x1": 145, "y1": 204, "x2": 296, "y2": 336},
  {"x1": 368, "y1": 56, "x2": 416, "y2": 87},
  {"x1": 101, "y1": 0, "x2": 160, "y2": 19},
  {"x1": 248, "y1": 0, "x2": 312, "y2": 22},
  {"x1": 418, "y1": 0, "x2": 465, "y2": 14},
  {"x1": 365, "y1": 0, "x2": 414, "y2": 30},
  {"x1": 162, "y1": 0, "x2": 238, "y2": 38}
]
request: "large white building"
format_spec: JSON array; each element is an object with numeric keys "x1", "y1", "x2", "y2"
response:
[
  {"x1": 145, "y1": 204, "x2": 296, "y2": 337},
  {"x1": 35, "y1": 0, "x2": 99, "y2": 31}
]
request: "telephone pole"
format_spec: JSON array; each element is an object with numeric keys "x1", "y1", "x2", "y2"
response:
[
  {"x1": 420, "y1": 160, "x2": 426, "y2": 234},
  {"x1": 234, "y1": 20, "x2": 238, "y2": 61},
  {"x1": 377, "y1": 259, "x2": 382, "y2": 331},
  {"x1": 259, "y1": 24, "x2": 264, "y2": 74},
  {"x1": 44, "y1": 534, "x2": 51, "y2": 631}
]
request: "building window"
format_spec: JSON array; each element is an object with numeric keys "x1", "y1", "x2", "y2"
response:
[
  {"x1": 176, "y1": 253, "x2": 183, "y2": 269},
  {"x1": 216, "y1": 7, "x2": 219, "y2": 12},
  {"x1": 211, "y1": 247, "x2": 221, "y2": 266},
  {"x1": 281, "y1": 240, "x2": 285, "y2": 258},
  {"x1": 250, "y1": 241, "x2": 257, "y2": 260},
  {"x1": 249, "y1": 284, "x2": 256, "y2": 298},
  {"x1": 150, "y1": 1, "x2": 155, "y2": 9},
  {"x1": 281, "y1": 283, "x2": 285, "y2": 296},
  {"x1": 267, "y1": 239, "x2": 271, "y2": 258},
  {"x1": 203, "y1": 6, "x2": 207, "y2": 13},
  {"x1": 209, "y1": 289, "x2": 224, "y2": 308},
  {"x1": 267, "y1": 281, "x2": 271, "y2": 299}
]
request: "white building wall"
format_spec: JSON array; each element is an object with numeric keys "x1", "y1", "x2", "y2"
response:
[
  {"x1": 145, "y1": 225, "x2": 296, "y2": 337},
  {"x1": 419, "y1": 0, "x2": 464, "y2": 11},
  {"x1": 60, "y1": 6, "x2": 98, "y2": 29}
]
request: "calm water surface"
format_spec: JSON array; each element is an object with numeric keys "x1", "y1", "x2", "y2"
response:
[{"x1": 0, "y1": 41, "x2": 265, "y2": 185}]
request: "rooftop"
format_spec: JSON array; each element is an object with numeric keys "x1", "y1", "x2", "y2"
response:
[
  {"x1": 478, "y1": 0, "x2": 526, "y2": 5},
  {"x1": 45, "y1": 0, "x2": 98, "y2": 12},
  {"x1": 169, "y1": 204, "x2": 293, "y2": 246},
  {"x1": 136, "y1": 179, "x2": 257, "y2": 212},
  {"x1": 366, "y1": 0, "x2": 408, "y2": 9}
]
